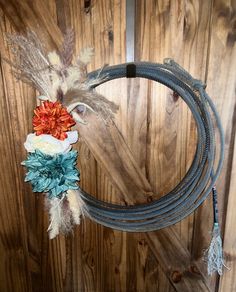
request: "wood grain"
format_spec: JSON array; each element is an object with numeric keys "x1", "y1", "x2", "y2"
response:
[
  {"x1": 56, "y1": 1, "x2": 129, "y2": 291},
  {"x1": 0, "y1": 0, "x2": 235, "y2": 291},
  {"x1": 208, "y1": 0, "x2": 236, "y2": 290},
  {"x1": 0, "y1": 0, "x2": 63, "y2": 50},
  {"x1": 136, "y1": 0, "x2": 214, "y2": 289},
  {"x1": 0, "y1": 10, "x2": 34, "y2": 292},
  {"x1": 219, "y1": 109, "x2": 236, "y2": 291}
]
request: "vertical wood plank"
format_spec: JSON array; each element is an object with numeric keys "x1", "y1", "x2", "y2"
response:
[
  {"x1": 0, "y1": 0, "x2": 63, "y2": 50},
  {"x1": 136, "y1": 0, "x2": 213, "y2": 288},
  {"x1": 0, "y1": 2, "x2": 62, "y2": 291},
  {"x1": 136, "y1": 0, "x2": 212, "y2": 244},
  {"x1": 191, "y1": 0, "x2": 236, "y2": 259},
  {"x1": 55, "y1": 1, "x2": 98, "y2": 291},
  {"x1": 0, "y1": 0, "x2": 235, "y2": 291},
  {"x1": 56, "y1": 1, "x2": 128, "y2": 291},
  {"x1": 219, "y1": 114, "x2": 236, "y2": 290},
  {"x1": 125, "y1": 1, "x2": 174, "y2": 290},
  {"x1": 0, "y1": 11, "x2": 33, "y2": 292},
  {"x1": 201, "y1": 0, "x2": 236, "y2": 290}
]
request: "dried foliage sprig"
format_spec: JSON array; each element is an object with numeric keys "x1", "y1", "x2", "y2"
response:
[
  {"x1": 5, "y1": 29, "x2": 118, "y2": 123},
  {"x1": 5, "y1": 31, "x2": 52, "y2": 98}
]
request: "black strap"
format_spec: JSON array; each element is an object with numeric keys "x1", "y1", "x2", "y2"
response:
[
  {"x1": 212, "y1": 187, "x2": 219, "y2": 224},
  {"x1": 126, "y1": 63, "x2": 136, "y2": 78}
]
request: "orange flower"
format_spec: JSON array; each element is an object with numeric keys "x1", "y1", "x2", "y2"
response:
[{"x1": 33, "y1": 101, "x2": 76, "y2": 140}]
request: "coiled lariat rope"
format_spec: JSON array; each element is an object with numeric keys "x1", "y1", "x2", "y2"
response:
[{"x1": 77, "y1": 59, "x2": 225, "y2": 233}]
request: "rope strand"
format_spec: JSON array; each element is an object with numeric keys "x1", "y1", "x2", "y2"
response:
[{"x1": 75, "y1": 60, "x2": 225, "y2": 232}]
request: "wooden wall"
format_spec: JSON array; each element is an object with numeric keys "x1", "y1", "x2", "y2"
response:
[{"x1": 0, "y1": 0, "x2": 235, "y2": 291}]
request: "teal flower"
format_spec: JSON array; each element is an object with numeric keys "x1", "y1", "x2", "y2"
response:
[{"x1": 22, "y1": 149, "x2": 79, "y2": 197}]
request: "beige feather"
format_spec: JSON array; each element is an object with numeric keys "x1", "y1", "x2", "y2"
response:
[
  {"x1": 45, "y1": 194, "x2": 73, "y2": 239},
  {"x1": 63, "y1": 89, "x2": 119, "y2": 123},
  {"x1": 67, "y1": 189, "x2": 85, "y2": 225},
  {"x1": 46, "y1": 195, "x2": 64, "y2": 239}
]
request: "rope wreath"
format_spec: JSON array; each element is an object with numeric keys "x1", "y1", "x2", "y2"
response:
[
  {"x1": 5, "y1": 30, "x2": 226, "y2": 275},
  {"x1": 80, "y1": 60, "x2": 224, "y2": 232}
]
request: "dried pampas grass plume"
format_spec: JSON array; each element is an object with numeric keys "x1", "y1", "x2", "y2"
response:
[
  {"x1": 48, "y1": 51, "x2": 63, "y2": 68},
  {"x1": 4, "y1": 30, "x2": 52, "y2": 99},
  {"x1": 4, "y1": 29, "x2": 119, "y2": 123},
  {"x1": 45, "y1": 190, "x2": 86, "y2": 239},
  {"x1": 79, "y1": 47, "x2": 94, "y2": 65}
]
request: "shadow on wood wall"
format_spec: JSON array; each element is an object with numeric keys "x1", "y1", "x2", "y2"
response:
[{"x1": 0, "y1": 0, "x2": 235, "y2": 291}]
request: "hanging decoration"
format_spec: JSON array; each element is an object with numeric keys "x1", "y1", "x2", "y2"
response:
[
  {"x1": 5, "y1": 29, "x2": 118, "y2": 239},
  {"x1": 5, "y1": 30, "x2": 226, "y2": 275}
]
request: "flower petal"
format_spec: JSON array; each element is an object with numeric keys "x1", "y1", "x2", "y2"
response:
[
  {"x1": 22, "y1": 150, "x2": 79, "y2": 198},
  {"x1": 66, "y1": 131, "x2": 79, "y2": 144}
]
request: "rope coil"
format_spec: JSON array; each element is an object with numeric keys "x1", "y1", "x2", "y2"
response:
[{"x1": 78, "y1": 60, "x2": 224, "y2": 232}]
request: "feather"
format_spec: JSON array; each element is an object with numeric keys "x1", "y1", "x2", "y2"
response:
[
  {"x1": 45, "y1": 194, "x2": 73, "y2": 239},
  {"x1": 67, "y1": 189, "x2": 85, "y2": 224},
  {"x1": 46, "y1": 195, "x2": 64, "y2": 239},
  {"x1": 60, "y1": 198, "x2": 73, "y2": 234},
  {"x1": 63, "y1": 88, "x2": 119, "y2": 123}
]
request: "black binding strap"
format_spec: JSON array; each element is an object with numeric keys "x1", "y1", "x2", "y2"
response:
[{"x1": 126, "y1": 63, "x2": 136, "y2": 78}]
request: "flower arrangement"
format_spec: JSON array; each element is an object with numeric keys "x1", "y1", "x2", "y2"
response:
[
  {"x1": 22, "y1": 100, "x2": 82, "y2": 238},
  {"x1": 6, "y1": 29, "x2": 118, "y2": 239}
]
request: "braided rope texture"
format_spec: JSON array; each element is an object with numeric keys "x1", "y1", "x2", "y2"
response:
[{"x1": 78, "y1": 60, "x2": 224, "y2": 232}]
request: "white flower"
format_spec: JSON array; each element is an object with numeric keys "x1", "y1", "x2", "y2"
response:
[
  {"x1": 66, "y1": 131, "x2": 78, "y2": 144},
  {"x1": 24, "y1": 131, "x2": 78, "y2": 155}
]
